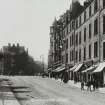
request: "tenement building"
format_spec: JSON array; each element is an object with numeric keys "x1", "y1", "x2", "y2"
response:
[{"x1": 48, "y1": 0, "x2": 105, "y2": 86}]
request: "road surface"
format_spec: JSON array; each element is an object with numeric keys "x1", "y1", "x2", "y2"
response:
[{"x1": 1, "y1": 76, "x2": 105, "y2": 105}]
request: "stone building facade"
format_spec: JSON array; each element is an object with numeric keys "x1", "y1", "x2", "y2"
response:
[{"x1": 48, "y1": 0, "x2": 105, "y2": 85}]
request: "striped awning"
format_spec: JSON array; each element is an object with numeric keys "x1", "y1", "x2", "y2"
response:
[
  {"x1": 68, "y1": 65, "x2": 78, "y2": 72},
  {"x1": 82, "y1": 65, "x2": 97, "y2": 73},
  {"x1": 74, "y1": 64, "x2": 83, "y2": 72},
  {"x1": 52, "y1": 66, "x2": 65, "y2": 72},
  {"x1": 93, "y1": 62, "x2": 105, "y2": 73}
]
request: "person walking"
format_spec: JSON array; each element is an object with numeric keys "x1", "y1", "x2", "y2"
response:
[
  {"x1": 93, "y1": 80, "x2": 96, "y2": 91},
  {"x1": 63, "y1": 71, "x2": 69, "y2": 83},
  {"x1": 81, "y1": 81, "x2": 84, "y2": 90},
  {"x1": 87, "y1": 80, "x2": 91, "y2": 91}
]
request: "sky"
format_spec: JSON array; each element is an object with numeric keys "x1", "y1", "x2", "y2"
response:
[{"x1": 0, "y1": 0, "x2": 85, "y2": 64}]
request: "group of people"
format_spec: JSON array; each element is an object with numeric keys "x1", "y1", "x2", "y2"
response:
[{"x1": 81, "y1": 80, "x2": 99, "y2": 91}]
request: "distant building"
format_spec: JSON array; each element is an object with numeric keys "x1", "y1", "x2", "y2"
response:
[
  {"x1": 2, "y1": 43, "x2": 28, "y2": 75},
  {"x1": 0, "y1": 51, "x2": 4, "y2": 75}
]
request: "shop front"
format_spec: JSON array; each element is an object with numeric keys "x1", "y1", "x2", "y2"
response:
[
  {"x1": 92, "y1": 62, "x2": 105, "y2": 87},
  {"x1": 82, "y1": 65, "x2": 97, "y2": 83},
  {"x1": 73, "y1": 64, "x2": 84, "y2": 82}
]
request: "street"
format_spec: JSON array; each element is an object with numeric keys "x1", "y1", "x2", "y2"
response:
[{"x1": 0, "y1": 76, "x2": 105, "y2": 105}]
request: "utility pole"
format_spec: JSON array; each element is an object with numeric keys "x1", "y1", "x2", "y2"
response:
[{"x1": 40, "y1": 55, "x2": 44, "y2": 73}]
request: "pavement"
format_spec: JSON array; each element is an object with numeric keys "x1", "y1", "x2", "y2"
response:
[
  {"x1": 56, "y1": 78, "x2": 105, "y2": 94},
  {"x1": 0, "y1": 76, "x2": 20, "y2": 105}
]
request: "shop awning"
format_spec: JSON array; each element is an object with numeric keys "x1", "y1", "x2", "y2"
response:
[
  {"x1": 52, "y1": 66, "x2": 65, "y2": 72},
  {"x1": 52, "y1": 67, "x2": 60, "y2": 72},
  {"x1": 48, "y1": 68, "x2": 52, "y2": 71},
  {"x1": 74, "y1": 64, "x2": 83, "y2": 72},
  {"x1": 93, "y1": 62, "x2": 105, "y2": 73},
  {"x1": 57, "y1": 66, "x2": 65, "y2": 72},
  {"x1": 82, "y1": 65, "x2": 97, "y2": 73},
  {"x1": 69, "y1": 65, "x2": 78, "y2": 72}
]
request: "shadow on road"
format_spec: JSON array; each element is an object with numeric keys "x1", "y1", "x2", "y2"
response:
[{"x1": 0, "y1": 78, "x2": 30, "y2": 101}]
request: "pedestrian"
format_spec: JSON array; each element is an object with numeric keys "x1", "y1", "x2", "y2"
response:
[
  {"x1": 81, "y1": 81, "x2": 84, "y2": 90},
  {"x1": 63, "y1": 71, "x2": 69, "y2": 83},
  {"x1": 87, "y1": 80, "x2": 91, "y2": 91},
  {"x1": 95, "y1": 80, "x2": 99, "y2": 89},
  {"x1": 93, "y1": 80, "x2": 96, "y2": 91}
]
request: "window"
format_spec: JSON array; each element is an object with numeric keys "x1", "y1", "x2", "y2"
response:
[
  {"x1": 70, "y1": 51, "x2": 71, "y2": 61},
  {"x1": 70, "y1": 23, "x2": 71, "y2": 32},
  {"x1": 94, "y1": 41, "x2": 98, "y2": 58},
  {"x1": 103, "y1": 0, "x2": 105, "y2": 8},
  {"x1": 84, "y1": 28, "x2": 86, "y2": 42},
  {"x1": 66, "y1": 53, "x2": 68, "y2": 63},
  {"x1": 72, "y1": 34, "x2": 74, "y2": 46},
  {"x1": 79, "y1": 31, "x2": 81, "y2": 44},
  {"x1": 103, "y1": 16, "x2": 105, "y2": 34},
  {"x1": 76, "y1": 19, "x2": 78, "y2": 29},
  {"x1": 76, "y1": 33, "x2": 78, "y2": 46},
  {"x1": 79, "y1": 49, "x2": 81, "y2": 61},
  {"x1": 84, "y1": 47, "x2": 86, "y2": 60},
  {"x1": 94, "y1": 18, "x2": 98, "y2": 35},
  {"x1": 89, "y1": 44, "x2": 91, "y2": 59},
  {"x1": 71, "y1": 50, "x2": 73, "y2": 61},
  {"x1": 66, "y1": 39, "x2": 68, "y2": 49},
  {"x1": 84, "y1": 11, "x2": 86, "y2": 22},
  {"x1": 103, "y1": 42, "x2": 105, "y2": 60},
  {"x1": 94, "y1": 0, "x2": 98, "y2": 13},
  {"x1": 89, "y1": 6, "x2": 91, "y2": 17},
  {"x1": 72, "y1": 21, "x2": 74, "y2": 29},
  {"x1": 66, "y1": 26, "x2": 68, "y2": 35},
  {"x1": 75, "y1": 51, "x2": 78, "y2": 62},
  {"x1": 72, "y1": 50, "x2": 74, "y2": 61},
  {"x1": 70, "y1": 36, "x2": 71, "y2": 47},
  {"x1": 89, "y1": 23, "x2": 91, "y2": 39},
  {"x1": 79, "y1": 16, "x2": 81, "y2": 26}
]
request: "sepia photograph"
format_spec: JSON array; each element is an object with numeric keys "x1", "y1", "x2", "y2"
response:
[{"x1": 0, "y1": 0, "x2": 105, "y2": 105}]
